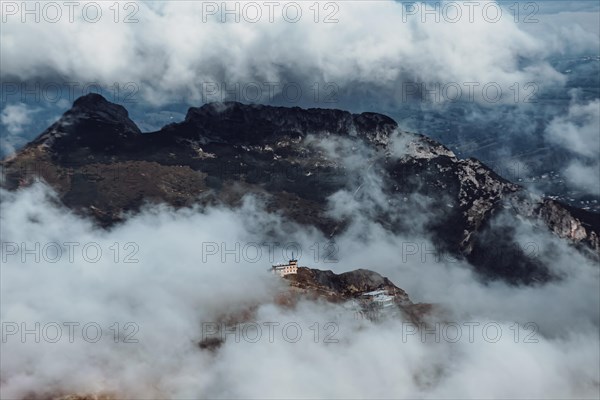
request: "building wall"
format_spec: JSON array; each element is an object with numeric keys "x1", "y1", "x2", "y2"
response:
[{"x1": 273, "y1": 261, "x2": 298, "y2": 276}]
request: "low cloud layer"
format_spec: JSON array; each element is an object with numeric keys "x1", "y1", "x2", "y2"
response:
[{"x1": 1, "y1": 173, "x2": 598, "y2": 399}]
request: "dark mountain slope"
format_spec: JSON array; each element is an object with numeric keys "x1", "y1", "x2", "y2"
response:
[{"x1": 2, "y1": 94, "x2": 598, "y2": 284}]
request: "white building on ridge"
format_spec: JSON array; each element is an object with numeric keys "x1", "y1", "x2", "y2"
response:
[{"x1": 271, "y1": 257, "x2": 298, "y2": 277}]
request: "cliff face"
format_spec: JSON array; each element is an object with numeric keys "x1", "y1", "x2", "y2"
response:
[
  {"x1": 526, "y1": 198, "x2": 599, "y2": 253},
  {"x1": 2, "y1": 94, "x2": 598, "y2": 284},
  {"x1": 178, "y1": 101, "x2": 396, "y2": 146}
]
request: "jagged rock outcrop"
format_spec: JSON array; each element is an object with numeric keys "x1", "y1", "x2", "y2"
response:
[
  {"x1": 2, "y1": 94, "x2": 598, "y2": 284},
  {"x1": 175, "y1": 102, "x2": 396, "y2": 146},
  {"x1": 284, "y1": 267, "x2": 437, "y2": 324},
  {"x1": 285, "y1": 267, "x2": 412, "y2": 304},
  {"x1": 511, "y1": 195, "x2": 600, "y2": 254},
  {"x1": 31, "y1": 93, "x2": 141, "y2": 154}
]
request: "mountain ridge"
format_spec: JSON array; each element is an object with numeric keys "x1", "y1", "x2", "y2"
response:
[{"x1": 2, "y1": 94, "x2": 598, "y2": 284}]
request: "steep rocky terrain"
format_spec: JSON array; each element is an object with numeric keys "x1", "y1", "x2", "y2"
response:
[
  {"x1": 2, "y1": 93, "x2": 598, "y2": 284},
  {"x1": 284, "y1": 267, "x2": 435, "y2": 323},
  {"x1": 285, "y1": 267, "x2": 411, "y2": 302}
]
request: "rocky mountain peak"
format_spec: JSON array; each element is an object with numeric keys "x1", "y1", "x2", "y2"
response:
[
  {"x1": 30, "y1": 94, "x2": 141, "y2": 155},
  {"x1": 286, "y1": 267, "x2": 412, "y2": 304},
  {"x1": 68, "y1": 93, "x2": 137, "y2": 127},
  {"x1": 72, "y1": 92, "x2": 123, "y2": 112}
]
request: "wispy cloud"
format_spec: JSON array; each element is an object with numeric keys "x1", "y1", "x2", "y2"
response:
[{"x1": 546, "y1": 92, "x2": 600, "y2": 195}]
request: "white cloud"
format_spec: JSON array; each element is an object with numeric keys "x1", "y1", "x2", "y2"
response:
[
  {"x1": 546, "y1": 97, "x2": 600, "y2": 158},
  {"x1": 2, "y1": 1, "x2": 593, "y2": 106},
  {"x1": 1, "y1": 103, "x2": 34, "y2": 135},
  {"x1": 546, "y1": 95, "x2": 600, "y2": 195},
  {"x1": 0, "y1": 103, "x2": 38, "y2": 156},
  {"x1": 563, "y1": 162, "x2": 600, "y2": 195}
]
